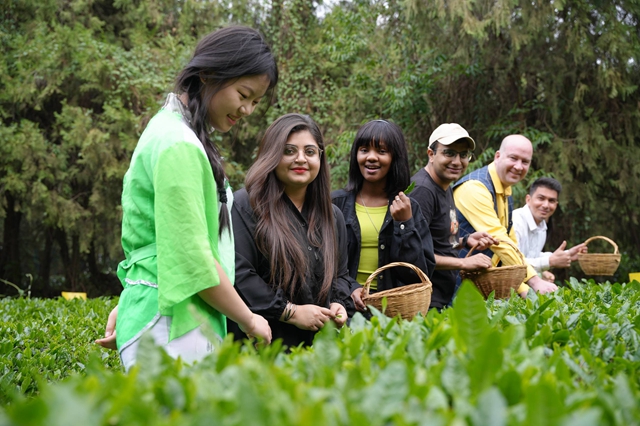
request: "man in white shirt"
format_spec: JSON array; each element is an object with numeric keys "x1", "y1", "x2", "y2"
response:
[{"x1": 512, "y1": 177, "x2": 586, "y2": 282}]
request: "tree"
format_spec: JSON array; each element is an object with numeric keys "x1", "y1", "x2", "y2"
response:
[
  {"x1": 2, "y1": 0, "x2": 639, "y2": 295},
  {"x1": 405, "y1": 0, "x2": 640, "y2": 280}
]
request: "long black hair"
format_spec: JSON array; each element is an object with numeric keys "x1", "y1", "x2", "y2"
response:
[
  {"x1": 245, "y1": 114, "x2": 337, "y2": 304},
  {"x1": 175, "y1": 26, "x2": 278, "y2": 235},
  {"x1": 345, "y1": 119, "x2": 410, "y2": 199}
]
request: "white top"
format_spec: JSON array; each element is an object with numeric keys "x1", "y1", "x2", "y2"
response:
[{"x1": 512, "y1": 205, "x2": 551, "y2": 272}]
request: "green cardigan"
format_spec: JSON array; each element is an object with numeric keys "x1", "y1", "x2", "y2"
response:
[{"x1": 116, "y1": 93, "x2": 234, "y2": 352}]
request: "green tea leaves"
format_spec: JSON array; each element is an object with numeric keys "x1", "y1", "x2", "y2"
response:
[
  {"x1": 452, "y1": 279, "x2": 489, "y2": 355},
  {"x1": 404, "y1": 181, "x2": 416, "y2": 194},
  {"x1": 2, "y1": 279, "x2": 640, "y2": 424}
]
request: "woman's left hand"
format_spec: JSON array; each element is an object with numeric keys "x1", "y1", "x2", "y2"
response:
[
  {"x1": 329, "y1": 303, "x2": 347, "y2": 328},
  {"x1": 95, "y1": 305, "x2": 118, "y2": 350},
  {"x1": 390, "y1": 192, "x2": 412, "y2": 222}
]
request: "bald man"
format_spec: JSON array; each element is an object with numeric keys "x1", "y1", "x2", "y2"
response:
[{"x1": 452, "y1": 135, "x2": 557, "y2": 296}]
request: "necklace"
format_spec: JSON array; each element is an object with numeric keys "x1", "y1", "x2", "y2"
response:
[{"x1": 359, "y1": 195, "x2": 381, "y2": 234}]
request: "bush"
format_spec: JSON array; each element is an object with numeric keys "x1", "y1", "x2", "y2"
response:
[{"x1": 1, "y1": 280, "x2": 639, "y2": 425}]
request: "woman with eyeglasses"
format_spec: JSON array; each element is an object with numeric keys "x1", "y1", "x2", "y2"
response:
[
  {"x1": 331, "y1": 120, "x2": 435, "y2": 313},
  {"x1": 229, "y1": 113, "x2": 352, "y2": 348}
]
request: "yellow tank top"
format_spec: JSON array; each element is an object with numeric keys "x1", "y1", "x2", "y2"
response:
[{"x1": 355, "y1": 203, "x2": 387, "y2": 291}]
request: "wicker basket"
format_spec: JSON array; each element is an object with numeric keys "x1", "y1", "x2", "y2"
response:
[
  {"x1": 361, "y1": 262, "x2": 432, "y2": 320},
  {"x1": 578, "y1": 236, "x2": 621, "y2": 275},
  {"x1": 460, "y1": 239, "x2": 527, "y2": 299}
]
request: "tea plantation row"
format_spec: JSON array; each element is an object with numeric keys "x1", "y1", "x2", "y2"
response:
[{"x1": 1, "y1": 279, "x2": 639, "y2": 425}]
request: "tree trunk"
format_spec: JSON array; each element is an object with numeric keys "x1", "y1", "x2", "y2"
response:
[
  {"x1": 0, "y1": 193, "x2": 23, "y2": 293},
  {"x1": 35, "y1": 228, "x2": 54, "y2": 297},
  {"x1": 70, "y1": 233, "x2": 85, "y2": 292},
  {"x1": 87, "y1": 240, "x2": 121, "y2": 296},
  {"x1": 55, "y1": 228, "x2": 80, "y2": 291}
]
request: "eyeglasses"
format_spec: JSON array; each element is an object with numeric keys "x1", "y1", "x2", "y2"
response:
[
  {"x1": 433, "y1": 148, "x2": 473, "y2": 161},
  {"x1": 283, "y1": 144, "x2": 323, "y2": 159}
]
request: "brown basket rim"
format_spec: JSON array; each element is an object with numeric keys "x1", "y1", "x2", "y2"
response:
[
  {"x1": 361, "y1": 262, "x2": 432, "y2": 301},
  {"x1": 465, "y1": 238, "x2": 525, "y2": 265},
  {"x1": 460, "y1": 263, "x2": 527, "y2": 278},
  {"x1": 578, "y1": 253, "x2": 621, "y2": 259},
  {"x1": 362, "y1": 282, "x2": 430, "y2": 302}
]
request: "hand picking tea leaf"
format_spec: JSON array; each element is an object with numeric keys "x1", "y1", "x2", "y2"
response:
[{"x1": 405, "y1": 181, "x2": 416, "y2": 194}]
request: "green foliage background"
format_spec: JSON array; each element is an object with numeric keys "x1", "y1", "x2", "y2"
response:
[{"x1": 1, "y1": 0, "x2": 639, "y2": 295}]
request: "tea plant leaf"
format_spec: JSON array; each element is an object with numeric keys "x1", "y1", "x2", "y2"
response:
[
  {"x1": 525, "y1": 378, "x2": 564, "y2": 426},
  {"x1": 561, "y1": 408, "x2": 603, "y2": 426},
  {"x1": 472, "y1": 387, "x2": 507, "y2": 426},
  {"x1": 404, "y1": 181, "x2": 416, "y2": 194},
  {"x1": 468, "y1": 330, "x2": 503, "y2": 397},
  {"x1": 452, "y1": 280, "x2": 488, "y2": 355},
  {"x1": 496, "y1": 369, "x2": 523, "y2": 406}
]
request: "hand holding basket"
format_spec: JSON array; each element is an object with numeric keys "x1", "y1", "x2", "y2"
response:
[{"x1": 460, "y1": 239, "x2": 527, "y2": 299}]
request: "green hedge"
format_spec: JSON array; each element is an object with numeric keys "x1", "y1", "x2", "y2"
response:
[
  {"x1": 0, "y1": 297, "x2": 120, "y2": 400},
  {"x1": 1, "y1": 279, "x2": 639, "y2": 425}
]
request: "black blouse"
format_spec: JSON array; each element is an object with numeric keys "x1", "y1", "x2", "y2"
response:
[
  {"x1": 331, "y1": 189, "x2": 436, "y2": 293},
  {"x1": 228, "y1": 188, "x2": 354, "y2": 348}
]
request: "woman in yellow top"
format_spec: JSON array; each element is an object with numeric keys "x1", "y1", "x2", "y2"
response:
[{"x1": 331, "y1": 120, "x2": 435, "y2": 313}]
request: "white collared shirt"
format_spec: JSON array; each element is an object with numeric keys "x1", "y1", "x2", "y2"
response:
[{"x1": 512, "y1": 205, "x2": 551, "y2": 272}]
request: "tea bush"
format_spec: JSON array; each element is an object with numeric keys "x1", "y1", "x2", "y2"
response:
[{"x1": 1, "y1": 279, "x2": 639, "y2": 425}]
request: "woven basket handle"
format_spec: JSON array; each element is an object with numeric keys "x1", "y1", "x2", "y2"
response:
[
  {"x1": 464, "y1": 238, "x2": 525, "y2": 265},
  {"x1": 583, "y1": 235, "x2": 619, "y2": 254},
  {"x1": 361, "y1": 262, "x2": 430, "y2": 299}
]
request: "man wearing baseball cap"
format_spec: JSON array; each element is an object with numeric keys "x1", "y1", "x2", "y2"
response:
[
  {"x1": 452, "y1": 134, "x2": 558, "y2": 297},
  {"x1": 409, "y1": 123, "x2": 498, "y2": 310}
]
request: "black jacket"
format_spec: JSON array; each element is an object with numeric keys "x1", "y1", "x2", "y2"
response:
[
  {"x1": 331, "y1": 189, "x2": 435, "y2": 294},
  {"x1": 229, "y1": 188, "x2": 354, "y2": 348}
]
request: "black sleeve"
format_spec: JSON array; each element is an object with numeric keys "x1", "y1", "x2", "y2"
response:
[
  {"x1": 413, "y1": 202, "x2": 436, "y2": 277},
  {"x1": 389, "y1": 200, "x2": 436, "y2": 282},
  {"x1": 232, "y1": 198, "x2": 287, "y2": 321},
  {"x1": 331, "y1": 206, "x2": 359, "y2": 308}
]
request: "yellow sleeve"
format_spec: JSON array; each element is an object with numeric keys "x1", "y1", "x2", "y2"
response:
[{"x1": 454, "y1": 181, "x2": 537, "y2": 292}]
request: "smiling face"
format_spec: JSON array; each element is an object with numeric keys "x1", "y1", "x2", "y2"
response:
[
  {"x1": 526, "y1": 186, "x2": 559, "y2": 224},
  {"x1": 356, "y1": 141, "x2": 392, "y2": 187},
  {"x1": 427, "y1": 139, "x2": 473, "y2": 188},
  {"x1": 207, "y1": 74, "x2": 271, "y2": 132},
  {"x1": 494, "y1": 135, "x2": 533, "y2": 187},
  {"x1": 275, "y1": 130, "x2": 321, "y2": 192}
]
